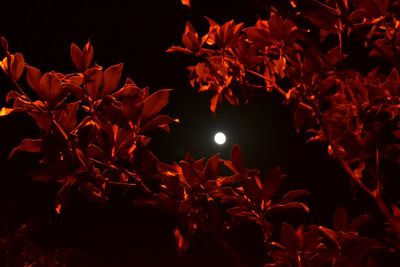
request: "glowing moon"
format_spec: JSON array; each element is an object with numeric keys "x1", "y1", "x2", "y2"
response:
[{"x1": 214, "y1": 132, "x2": 226, "y2": 145}]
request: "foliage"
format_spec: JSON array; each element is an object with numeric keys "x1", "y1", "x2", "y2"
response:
[{"x1": 0, "y1": 0, "x2": 400, "y2": 266}]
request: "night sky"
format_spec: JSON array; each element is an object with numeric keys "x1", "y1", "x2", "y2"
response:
[{"x1": 0, "y1": 0, "x2": 352, "y2": 233}]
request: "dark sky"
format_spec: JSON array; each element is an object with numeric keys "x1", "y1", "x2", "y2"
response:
[{"x1": 0, "y1": 0, "x2": 352, "y2": 221}]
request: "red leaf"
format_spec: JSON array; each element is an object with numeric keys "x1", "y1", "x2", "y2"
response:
[
  {"x1": 11, "y1": 53, "x2": 25, "y2": 81},
  {"x1": 324, "y1": 46, "x2": 344, "y2": 66},
  {"x1": 28, "y1": 111, "x2": 52, "y2": 132},
  {"x1": 181, "y1": 0, "x2": 190, "y2": 7},
  {"x1": 318, "y1": 226, "x2": 339, "y2": 247},
  {"x1": 231, "y1": 144, "x2": 244, "y2": 172},
  {"x1": 166, "y1": 46, "x2": 193, "y2": 54},
  {"x1": 182, "y1": 22, "x2": 200, "y2": 52},
  {"x1": 85, "y1": 68, "x2": 103, "y2": 99},
  {"x1": 280, "y1": 190, "x2": 310, "y2": 203},
  {"x1": 210, "y1": 93, "x2": 219, "y2": 114},
  {"x1": 263, "y1": 167, "x2": 284, "y2": 201},
  {"x1": 102, "y1": 63, "x2": 123, "y2": 96},
  {"x1": 71, "y1": 41, "x2": 93, "y2": 71},
  {"x1": 204, "y1": 154, "x2": 220, "y2": 180},
  {"x1": 9, "y1": 138, "x2": 42, "y2": 158},
  {"x1": 55, "y1": 101, "x2": 80, "y2": 132},
  {"x1": 0, "y1": 107, "x2": 14, "y2": 116},
  {"x1": 140, "y1": 115, "x2": 179, "y2": 133},
  {"x1": 39, "y1": 72, "x2": 64, "y2": 105},
  {"x1": 281, "y1": 223, "x2": 299, "y2": 252},
  {"x1": 82, "y1": 40, "x2": 94, "y2": 69},
  {"x1": 174, "y1": 227, "x2": 188, "y2": 252},
  {"x1": 333, "y1": 207, "x2": 349, "y2": 231},
  {"x1": 25, "y1": 66, "x2": 43, "y2": 97},
  {"x1": 141, "y1": 89, "x2": 172, "y2": 121},
  {"x1": 70, "y1": 43, "x2": 83, "y2": 71},
  {"x1": 216, "y1": 174, "x2": 244, "y2": 187},
  {"x1": 1, "y1": 36, "x2": 8, "y2": 52},
  {"x1": 55, "y1": 176, "x2": 76, "y2": 214}
]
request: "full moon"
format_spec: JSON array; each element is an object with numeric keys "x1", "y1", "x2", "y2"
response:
[{"x1": 214, "y1": 132, "x2": 226, "y2": 145}]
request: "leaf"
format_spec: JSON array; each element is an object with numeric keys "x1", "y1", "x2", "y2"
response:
[
  {"x1": 28, "y1": 111, "x2": 52, "y2": 132},
  {"x1": 354, "y1": 162, "x2": 365, "y2": 179},
  {"x1": 324, "y1": 46, "x2": 345, "y2": 66},
  {"x1": 1, "y1": 36, "x2": 8, "y2": 52},
  {"x1": 82, "y1": 40, "x2": 94, "y2": 69},
  {"x1": 226, "y1": 207, "x2": 258, "y2": 220},
  {"x1": 318, "y1": 226, "x2": 339, "y2": 248},
  {"x1": 244, "y1": 27, "x2": 272, "y2": 47},
  {"x1": 0, "y1": 107, "x2": 14, "y2": 116},
  {"x1": 273, "y1": 51, "x2": 286, "y2": 78},
  {"x1": 263, "y1": 167, "x2": 284, "y2": 201},
  {"x1": 71, "y1": 43, "x2": 83, "y2": 71},
  {"x1": 39, "y1": 72, "x2": 63, "y2": 105},
  {"x1": 55, "y1": 176, "x2": 76, "y2": 214},
  {"x1": 102, "y1": 63, "x2": 123, "y2": 96},
  {"x1": 11, "y1": 53, "x2": 25, "y2": 81},
  {"x1": 71, "y1": 41, "x2": 93, "y2": 71},
  {"x1": 142, "y1": 89, "x2": 172, "y2": 121},
  {"x1": 85, "y1": 68, "x2": 103, "y2": 99},
  {"x1": 242, "y1": 178, "x2": 262, "y2": 206},
  {"x1": 281, "y1": 223, "x2": 299, "y2": 252},
  {"x1": 181, "y1": 0, "x2": 190, "y2": 7},
  {"x1": 182, "y1": 22, "x2": 200, "y2": 52},
  {"x1": 25, "y1": 66, "x2": 43, "y2": 97},
  {"x1": 55, "y1": 101, "x2": 80, "y2": 132},
  {"x1": 216, "y1": 174, "x2": 244, "y2": 187},
  {"x1": 6, "y1": 90, "x2": 20, "y2": 102},
  {"x1": 231, "y1": 144, "x2": 244, "y2": 172},
  {"x1": 350, "y1": 214, "x2": 371, "y2": 231},
  {"x1": 267, "y1": 202, "x2": 310, "y2": 215},
  {"x1": 9, "y1": 138, "x2": 42, "y2": 158},
  {"x1": 333, "y1": 207, "x2": 349, "y2": 231},
  {"x1": 210, "y1": 93, "x2": 219, "y2": 114},
  {"x1": 204, "y1": 154, "x2": 220, "y2": 180},
  {"x1": 174, "y1": 227, "x2": 188, "y2": 252},
  {"x1": 280, "y1": 190, "x2": 311, "y2": 203},
  {"x1": 166, "y1": 46, "x2": 193, "y2": 54},
  {"x1": 140, "y1": 115, "x2": 179, "y2": 133},
  {"x1": 393, "y1": 205, "x2": 400, "y2": 218},
  {"x1": 75, "y1": 148, "x2": 91, "y2": 172}
]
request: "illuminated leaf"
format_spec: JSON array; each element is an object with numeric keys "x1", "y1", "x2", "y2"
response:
[
  {"x1": 103, "y1": 63, "x2": 123, "y2": 96},
  {"x1": 9, "y1": 138, "x2": 42, "y2": 158},
  {"x1": 142, "y1": 89, "x2": 172, "y2": 121},
  {"x1": 140, "y1": 115, "x2": 179, "y2": 133},
  {"x1": 333, "y1": 207, "x2": 349, "y2": 231},
  {"x1": 174, "y1": 227, "x2": 187, "y2": 252},
  {"x1": 71, "y1": 40, "x2": 93, "y2": 71},
  {"x1": 281, "y1": 223, "x2": 299, "y2": 252},
  {"x1": 55, "y1": 176, "x2": 76, "y2": 214},
  {"x1": 71, "y1": 43, "x2": 83, "y2": 71},
  {"x1": 25, "y1": 65, "x2": 43, "y2": 97},
  {"x1": 0, "y1": 107, "x2": 14, "y2": 116},
  {"x1": 210, "y1": 93, "x2": 219, "y2": 113},
  {"x1": 280, "y1": 190, "x2": 310, "y2": 203},
  {"x1": 85, "y1": 68, "x2": 103, "y2": 99},
  {"x1": 204, "y1": 154, "x2": 220, "y2": 180},
  {"x1": 39, "y1": 72, "x2": 64, "y2": 105},
  {"x1": 263, "y1": 167, "x2": 284, "y2": 201},
  {"x1": 1, "y1": 36, "x2": 8, "y2": 52},
  {"x1": 11, "y1": 53, "x2": 25, "y2": 81},
  {"x1": 181, "y1": 0, "x2": 190, "y2": 7},
  {"x1": 28, "y1": 111, "x2": 52, "y2": 132},
  {"x1": 231, "y1": 144, "x2": 244, "y2": 172}
]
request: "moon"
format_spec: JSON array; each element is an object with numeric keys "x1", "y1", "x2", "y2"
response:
[{"x1": 214, "y1": 132, "x2": 226, "y2": 145}]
